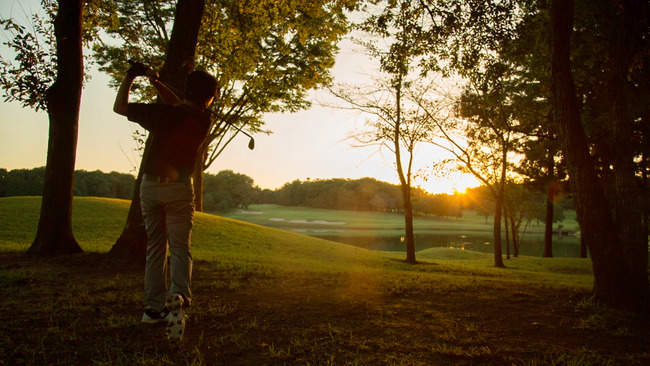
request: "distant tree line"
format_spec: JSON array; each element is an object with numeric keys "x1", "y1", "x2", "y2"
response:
[
  {"x1": 266, "y1": 178, "x2": 572, "y2": 222},
  {"x1": 202, "y1": 173, "x2": 474, "y2": 216},
  {"x1": 0, "y1": 167, "x2": 135, "y2": 199},
  {"x1": 2, "y1": 167, "x2": 571, "y2": 225},
  {"x1": 203, "y1": 172, "x2": 573, "y2": 228},
  {"x1": 266, "y1": 177, "x2": 473, "y2": 217}
]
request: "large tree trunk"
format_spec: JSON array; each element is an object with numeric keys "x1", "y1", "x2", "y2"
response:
[
  {"x1": 109, "y1": 0, "x2": 206, "y2": 263},
  {"x1": 550, "y1": 0, "x2": 649, "y2": 312},
  {"x1": 107, "y1": 162, "x2": 148, "y2": 263},
  {"x1": 27, "y1": 0, "x2": 84, "y2": 258},
  {"x1": 193, "y1": 146, "x2": 211, "y2": 212},
  {"x1": 606, "y1": 0, "x2": 650, "y2": 311}
]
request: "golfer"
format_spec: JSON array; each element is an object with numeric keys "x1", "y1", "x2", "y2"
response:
[{"x1": 113, "y1": 62, "x2": 217, "y2": 341}]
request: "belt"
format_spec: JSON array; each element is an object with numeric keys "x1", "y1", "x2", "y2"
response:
[{"x1": 142, "y1": 174, "x2": 192, "y2": 184}]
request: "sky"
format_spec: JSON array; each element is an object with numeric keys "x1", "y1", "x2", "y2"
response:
[{"x1": 0, "y1": 0, "x2": 479, "y2": 195}]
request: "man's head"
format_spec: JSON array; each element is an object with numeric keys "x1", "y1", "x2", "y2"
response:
[{"x1": 184, "y1": 70, "x2": 218, "y2": 107}]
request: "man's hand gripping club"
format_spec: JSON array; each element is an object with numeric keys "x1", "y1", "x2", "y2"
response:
[{"x1": 113, "y1": 61, "x2": 182, "y2": 116}]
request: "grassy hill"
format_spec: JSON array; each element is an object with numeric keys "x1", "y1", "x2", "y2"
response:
[{"x1": 0, "y1": 197, "x2": 648, "y2": 365}]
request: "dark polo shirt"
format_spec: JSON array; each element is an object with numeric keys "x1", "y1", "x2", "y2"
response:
[{"x1": 127, "y1": 103, "x2": 212, "y2": 181}]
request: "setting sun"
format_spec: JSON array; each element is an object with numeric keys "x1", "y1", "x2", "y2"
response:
[{"x1": 419, "y1": 172, "x2": 481, "y2": 195}]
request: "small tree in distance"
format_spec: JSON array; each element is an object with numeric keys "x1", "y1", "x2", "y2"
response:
[{"x1": 329, "y1": 66, "x2": 456, "y2": 264}]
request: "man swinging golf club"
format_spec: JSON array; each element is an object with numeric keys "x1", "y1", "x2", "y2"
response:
[{"x1": 114, "y1": 61, "x2": 218, "y2": 342}]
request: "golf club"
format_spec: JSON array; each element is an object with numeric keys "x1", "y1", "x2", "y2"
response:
[{"x1": 127, "y1": 60, "x2": 255, "y2": 150}]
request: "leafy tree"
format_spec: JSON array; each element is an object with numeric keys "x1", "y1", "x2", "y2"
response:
[
  {"x1": 456, "y1": 72, "x2": 529, "y2": 267},
  {"x1": 0, "y1": 0, "x2": 85, "y2": 257},
  {"x1": 0, "y1": 168, "x2": 135, "y2": 199},
  {"x1": 270, "y1": 177, "x2": 405, "y2": 212},
  {"x1": 203, "y1": 170, "x2": 259, "y2": 212},
  {"x1": 331, "y1": 73, "x2": 438, "y2": 263},
  {"x1": 359, "y1": 0, "x2": 526, "y2": 267},
  {"x1": 73, "y1": 170, "x2": 135, "y2": 198},
  {"x1": 331, "y1": 1, "x2": 458, "y2": 263},
  {"x1": 550, "y1": 0, "x2": 650, "y2": 312},
  {"x1": 0, "y1": 168, "x2": 46, "y2": 196},
  {"x1": 404, "y1": 69, "x2": 526, "y2": 267},
  {"x1": 503, "y1": 183, "x2": 545, "y2": 257},
  {"x1": 93, "y1": 0, "x2": 357, "y2": 210},
  {"x1": 95, "y1": 0, "x2": 356, "y2": 262},
  {"x1": 28, "y1": 0, "x2": 85, "y2": 257},
  {"x1": 500, "y1": 1, "x2": 565, "y2": 258}
]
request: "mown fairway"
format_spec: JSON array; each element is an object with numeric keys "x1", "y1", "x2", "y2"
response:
[
  {"x1": 219, "y1": 203, "x2": 576, "y2": 234},
  {"x1": 0, "y1": 197, "x2": 648, "y2": 365},
  {"x1": 219, "y1": 204, "x2": 583, "y2": 256}
]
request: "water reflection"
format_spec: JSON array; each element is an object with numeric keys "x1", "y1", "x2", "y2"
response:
[{"x1": 308, "y1": 232, "x2": 584, "y2": 258}]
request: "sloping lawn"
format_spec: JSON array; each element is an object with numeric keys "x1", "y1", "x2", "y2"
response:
[{"x1": 0, "y1": 197, "x2": 647, "y2": 365}]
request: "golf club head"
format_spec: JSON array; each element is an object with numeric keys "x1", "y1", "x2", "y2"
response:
[{"x1": 248, "y1": 138, "x2": 255, "y2": 150}]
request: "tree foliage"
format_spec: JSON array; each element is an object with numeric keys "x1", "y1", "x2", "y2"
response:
[
  {"x1": 0, "y1": 1, "x2": 57, "y2": 111},
  {"x1": 0, "y1": 0, "x2": 115, "y2": 111},
  {"x1": 203, "y1": 170, "x2": 258, "y2": 212},
  {"x1": 549, "y1": 0, "x2": 650, "y2": 312},
  {"x1": 93, "y1": 0, "x2": 357, "y2": 169},
  {"x1": 0, "y1": 167, "x2": 136, "y2": 199}
]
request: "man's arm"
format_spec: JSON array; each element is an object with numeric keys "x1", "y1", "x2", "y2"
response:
[
  {"x1": 149, "y1": 73, "x2": 182, "y2": 106},
  {"x1": 113, "y1": 75, "x2": 135, "y2": 116}
]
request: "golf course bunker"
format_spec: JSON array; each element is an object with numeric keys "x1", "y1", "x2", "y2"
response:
[
  {"x1": 236, "y1": 210, "x2": 264, "y2": 214},
  {"x1": 269, "y1": 218, "x2": 346, "y2": 225},
  {"x1": 291, "y1": 229, "x2": 346, "y2": 234}
]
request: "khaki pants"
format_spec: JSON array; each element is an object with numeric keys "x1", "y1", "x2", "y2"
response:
[{"x1": 140, "y1": 179, "x2": 194, "y2": 312}]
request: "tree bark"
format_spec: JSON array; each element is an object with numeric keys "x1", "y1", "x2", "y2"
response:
[
  {"x1": 550, "y1": 0, "x2": 649, "y2": 312},
  {"x1": 107, "y1": 163, "x2": 148, "y2": 263},
  {"x1": 402, "y1": 184, "x2": 416, "y2": 264},
  {"x1": 27, "y1": 0, "x2": 84, "y2": 258},
  {"x1": 109, "y1": 0, "x2": 206, "y2": 263},
  {"x1": 605, "y1": 0, "x2": 649, "y2": 312},
  {"x1": 492, "y1": 188, "x2": 505, "y2": 268},
  {"x1": 193, "y1": 160, "x2": 204, "y2": 212},
  {"x1": 193, "y1": 143, "x2": 213, "y2": 212},
  {"x1": 504, "y1": 211, "x2": 511, "y2": 259},
  {"x1": 393, "y1": 77, "x2": 416, "y2": 264},
  {"x1": 491, "y1": 146, "x2": 507, "y2": 268}
]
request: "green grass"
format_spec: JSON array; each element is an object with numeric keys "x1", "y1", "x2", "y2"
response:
[
  {"x1": 0, "y1": 196, "x2": 129, "y2": 252},
  {"x1": 218, "y1": 203, "x2": 580, "y2": 237},
  {"x1": 219, "y1": 203, "x2": 502, "y2": 230},
  {"x1": 0, "y1": 197, "x2": 647, "y2": 365},
  {"x1": 1, "y1": 197, "x2": 589, "y2": 284}
]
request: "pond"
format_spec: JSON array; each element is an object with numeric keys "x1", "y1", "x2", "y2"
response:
[{"x1": 304, "y1": 231, "x2": 584, "y2": 258}]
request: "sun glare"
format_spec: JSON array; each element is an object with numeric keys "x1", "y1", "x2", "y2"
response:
[{"x1": 421, "y1": 173, "x2": 481, "y2": 195}]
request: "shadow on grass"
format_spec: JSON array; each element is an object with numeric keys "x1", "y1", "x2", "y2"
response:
[{"x1": 0, "y1": 251, "x2": 648, "y2": 365}]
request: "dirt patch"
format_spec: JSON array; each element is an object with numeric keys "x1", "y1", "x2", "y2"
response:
[{"x1": 0, "y1": 253, "x2": 648, "y2": 365}]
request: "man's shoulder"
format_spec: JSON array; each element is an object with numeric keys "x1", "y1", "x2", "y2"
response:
[
  {"x1": 128, "y1": 103, "x2": 211, "y2": 129},
  {"x1": 128, "y1": 103, "x2": 187, "y2": 119}
]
